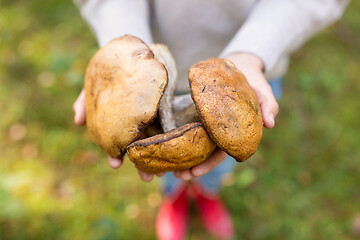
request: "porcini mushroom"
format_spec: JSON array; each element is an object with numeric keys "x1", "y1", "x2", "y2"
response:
[
  {"x1": 189, "y1": 58, "x2": 263, "y2": 161},
  {"x1": 85, "y1": 35, "x2": 168, "y2": 158},
  {"x1": 127, "y1": 123, "x2": 216, "y2": 173}
]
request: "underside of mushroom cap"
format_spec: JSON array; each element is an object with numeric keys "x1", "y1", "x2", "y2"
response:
[
  {"x1": 85, "y1": 35, "x2": 168, "y2": 158},
  {"x1": 189, "y1": 58, "x2": 263, "y2": 162},
  {"x1": 127, "y1": 122, "x2": 216, "y2": 173}
]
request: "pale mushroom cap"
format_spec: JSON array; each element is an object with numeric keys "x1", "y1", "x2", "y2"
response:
[
  {"x1": 127, "y1": 122, "x2": 217, "y2": 173},
  {"x1": 189, "y1": 58, "x2": 263, "y2": 162},
  {"x1": 85, "y1": 35, "x2": 168, "y2": 157}
]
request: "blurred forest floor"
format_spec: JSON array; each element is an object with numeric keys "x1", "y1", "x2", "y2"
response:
[{"x1": 0, "y1": 0, "x2": 360, "y2": 239}]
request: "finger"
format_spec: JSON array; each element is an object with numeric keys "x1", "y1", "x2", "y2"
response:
[
  {"x1": 138, "y1": 170, "x2": 154, "y2": 182},
  {"x1": 250, "y1": 81, "x2": 279, "y2": 129},
  {"x1": 256, "y1": 84, "x2": 279, "y2": 129},
  {"x1": 156, "y1": 172, "x2": 165, "y2": 177},
  {"x1": 191, "y1": 148, "x2": 227, "y2": 177},
  {"x1": 107, "y1": 155, "x2": 123, "y2": 169},
  {"x1": 260, "y1": 99, "x2": 279, "y2": 129},
  {"x1": 73, "y1": 89, "x2": 86, "y2": 126},
  {"x1": 235, "y1": 62, "x2": 279, "y2": 129},
  {"x1": 174, "y1": 169, "x2": 193, "y2": 181}
]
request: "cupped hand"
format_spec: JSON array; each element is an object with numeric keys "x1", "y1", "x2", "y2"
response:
[
  {"x1": 225, "y1": 53, "x2": 279, "y2": 129},
  {"x1": 73, "y1": 89, "x2": 162, "y2": 182}
]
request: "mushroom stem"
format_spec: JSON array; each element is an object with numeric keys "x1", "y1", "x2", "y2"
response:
[
  {"x1": 150, "y1": 44, "x2": 177, "y2": 133},
  {"x1": 171, "y1": 93, "x2": 200, "y2": 127},
  {"x1": 174, "y1": 103, "x2": 200, "y2": 127},
  {"x1": 172, "y1": 94, "x2": 194, "y2": 112},
  {"x1": 151, "y1": 47, "x2": 200, "y2": 131}
]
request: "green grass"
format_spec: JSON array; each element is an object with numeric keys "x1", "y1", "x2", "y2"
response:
[{"x1": 1, "y1": 1, "x2": 360, "y2": 239}]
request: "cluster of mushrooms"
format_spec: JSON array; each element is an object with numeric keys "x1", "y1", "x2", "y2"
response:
[{"x1": 84, "y1": 35, "x2": 263, "y2": 173}]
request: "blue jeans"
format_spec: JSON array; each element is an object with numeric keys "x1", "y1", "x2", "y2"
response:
[{"x1": 162, "y1": 78, "x2": 283, "y2": 195}]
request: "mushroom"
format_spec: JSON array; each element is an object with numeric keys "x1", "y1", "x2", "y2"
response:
[
  {"x1": 187, "y1": 58, "x2": 263, "y2": 162},
  {"x1": 84, "y1": 35, "x2": 168, "y2": 158},
  {"x1": 127, "y1": 123, "x2": 216, "y2": 173}
]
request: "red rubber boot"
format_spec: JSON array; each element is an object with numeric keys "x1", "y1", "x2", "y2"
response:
[
  {"x1": 156, "y1": 185, "x2": 189, "y2": 240},
  {"x1": 190, "y1": 183, "x2": 234, "y2": 239}
]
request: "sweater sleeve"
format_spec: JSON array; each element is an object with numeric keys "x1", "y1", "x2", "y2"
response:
[
  {"x1": 74, "y1": 0, "x2": 152, "y2": 47},
  {"x1": 220, "y1": 0, "x2": 350, "y2": 72}
]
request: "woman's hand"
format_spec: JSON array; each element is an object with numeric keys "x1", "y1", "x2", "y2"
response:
[{"x1": 225, "y1": 52, "x2": 279, "y2": 129}]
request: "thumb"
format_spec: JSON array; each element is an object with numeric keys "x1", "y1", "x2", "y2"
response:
[{"x1": 257, "y1": 85, "x2": 279, "y2": 129}]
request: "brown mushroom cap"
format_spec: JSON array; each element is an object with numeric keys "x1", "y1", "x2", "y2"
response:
[
  {"x1": 189, "y1": 58, "x2": 263, "y2": 162},
  {"x1": 85, "y1": 35, "x2": 168, "y2": 158},
  {"x1": 127, "y1": 122, "x2": 217, "y2": 173}
]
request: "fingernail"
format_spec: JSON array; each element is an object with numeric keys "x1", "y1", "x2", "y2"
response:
[
  {"x1": 108, "y1": 157, "x2": 122, "y2": 168},
  {"x1": 191, "y1": 168, "x2": 201, "y2": 177},
  {"x1": 112, "y1": 161, "x2": 122, "y2": 168}
]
